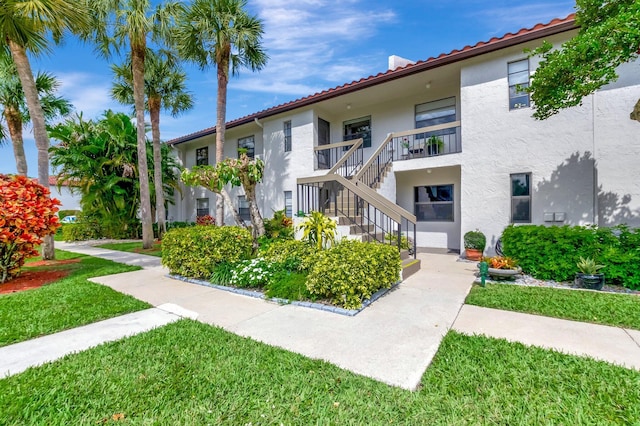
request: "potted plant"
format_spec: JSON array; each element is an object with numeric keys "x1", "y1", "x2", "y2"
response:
[
  {"x1": 464, "y1": 229, "x2": 485, "y2": 261},
  {"x1": 426, "y1": 135, "x2": 444, "y2": 156},
  {"x1": 401, "y1": 138, "x2": 410, "y2": 157},
  {"x1": 575, "y1": 257, "x2": 605, "y2": 290},
  {"x1": 482, "y1": 255, "x2": 522, "y2": 280}
]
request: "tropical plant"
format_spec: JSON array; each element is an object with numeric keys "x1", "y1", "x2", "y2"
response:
[
  {"x1": 264, "y1": 209, "x2": 294, "y2": 241},
  {"x1": 48, "y1": 111, "x2": 180, "y2": 238},
  {"x1": 86, "y1": 0, "x2": 183, "y2": 248},
  {"x1": 298, "y1": 211, "x2": 337, "y2": 250},
  {"x1": 111, "y1": 48, "x2": 194, "y2": 237},
  {"x1": 181, "y1": 166, "x2": 247, "y2": 228},
  {"x1": 528, "y1": 1, "x2": 640, "y2": 122},
  {"x1": 483, "y1": 256, "x2": 519, "y2": 270},
  {"x1": 0, "y1": 0, "x2": 90, "y2": 259},
  {"x1": 0, "y1": 174, "x2": 60, "y2": 283},
  {"x1": 196, "y1": 215, "x2": 215, "y2": 226},
  {"x1": 175, "y1": 0, "x2": 268, "y2": 225},
  {"x1": 464, "y1": 230, "x2": 486, "y2": 250},
  {"x1": 217, "y1": 153, "x2": 266, "y2": 237},
  {"x1": 576, "y1": 257, "x2": 605, "y2": 275},
  {"x1": 0, "y1": 52, "x2": 73, "y2": 176}
]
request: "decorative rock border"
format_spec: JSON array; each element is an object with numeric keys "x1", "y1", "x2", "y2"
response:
[{"x1": 168, "y1": 274, "x2": 401, "y2": 317}]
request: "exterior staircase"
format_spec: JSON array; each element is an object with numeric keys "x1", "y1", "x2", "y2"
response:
[{"x1": 298, "y1": 136, "x2": 421, "y2": 279}]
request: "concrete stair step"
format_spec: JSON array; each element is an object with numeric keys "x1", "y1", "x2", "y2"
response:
[{"x1": 402, "y1": 258, "x2": 421, "y2": 280}]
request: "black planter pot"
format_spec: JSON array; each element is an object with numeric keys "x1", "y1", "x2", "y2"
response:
[{"x1": 575, "y1": 273, "x2": 605, "y2": 290}]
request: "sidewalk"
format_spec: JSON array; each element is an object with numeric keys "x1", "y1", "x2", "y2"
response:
[{"x1": 4, "y1": 242, "x2": 639, "y2": 389}]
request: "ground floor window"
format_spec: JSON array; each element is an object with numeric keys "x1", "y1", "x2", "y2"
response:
[
  {"x1": 238, "y1": 195, "x2": 251, "y2": 221},
  {"x1": 284, "y1": 191, "x2": 292, "y2": 217},
  {"x1": 414, "y1": 185, "x2": 454, "y2": 222},
  {"x1": 196, "y1": 198, "x2": 209, "y2": 217},
  {"x1": 511, "y1": 173, "x2": 531, "y2": 223}
]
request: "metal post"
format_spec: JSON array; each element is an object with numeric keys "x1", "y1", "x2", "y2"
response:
[{"x1": 479, "y1": 261, "x2": 489, "y2": 287}]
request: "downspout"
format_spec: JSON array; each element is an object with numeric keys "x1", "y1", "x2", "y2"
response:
[
  {"x1": 254, "y1": 117, "x2": 263, "y2": 128},
  {"x1": 592, "y1": 93, "x2": 598, "y2": 225}
]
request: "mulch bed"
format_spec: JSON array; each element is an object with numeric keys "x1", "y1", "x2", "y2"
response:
[{"x1": 0, "y1": 259, "x2": 81, "y2": 294}]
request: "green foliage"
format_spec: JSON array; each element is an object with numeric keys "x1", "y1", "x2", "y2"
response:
[
  {"x1": 501, "y1": 224, "x2": 640, "y2": 289},
  {"x1": 61, "y1": 214, "x2": 140, "y2": 241},
  {"x1": 162, "y1": 226, "x2": 253, "y2": 279},
  {"x1": 61, "y1": 222, "x2": 101, "y2": 242},
  {"x1": 210, "y1": 261, "x2": 236, "y2": 285},
  {"x1": 298, "y1": 211, "x2": 337, "y2": 250},
  {"x1": 166, "y1": 221, "x2": 196, "y2": 231},
  {"x1": 260, "y1": 239, "x2": 316, "y2": 272},
  {"x1": 228, "y1": 258, "x2": 274, "y2": 288},
  {"x1": 49, "y1": 111, "x2": 181, "y2": 239},
  {"x1": 384, "y1": 233, "x2": 410, "y2": 250},
  {"x1": 528, "y1": 1, "x2": 640, "y2": 120},
  {"x1": 265, "y1": 271, "x2": 313, "y2": 301},
  {"x1": 576, "y1": 257, "x2": 605, "y2": 275},
  {"x1": 463, "y1": 230, "x2": 486, "y2": 250},
  {"x1": 263, "y1": 209, "x2": 294, "y2": 241},
  {"x1": 306, "y1": 240, "x2": 401, "y2": 309}
]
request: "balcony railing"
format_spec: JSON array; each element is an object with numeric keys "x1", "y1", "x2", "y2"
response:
[{"x1": 314, "y1": 138, "x2": 363, "y2": 177}]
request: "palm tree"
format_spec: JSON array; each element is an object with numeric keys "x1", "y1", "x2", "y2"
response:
[
  {"x1": 0, "y1": 51, "x2": 73, "y2": 176},
  {"x1": 87, "y1": 0, "x2": 182, "y2": 248},
  {"x1": 111, "y1": 48, "x2": 194, "y2": 236},
  {"x1": 0, "y1": 0, "x2": 89, "y2": 259},
  {"x1": 175, "y1": 0, "x2": 267, "y2": 226}
]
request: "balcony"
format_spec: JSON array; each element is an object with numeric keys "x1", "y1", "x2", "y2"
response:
[{"x1": 390, "y1": 122, "x2": 461, "y2": 161}]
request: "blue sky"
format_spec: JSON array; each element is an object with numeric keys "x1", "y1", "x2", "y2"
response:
[{"x1": 0, "y1": 0, "x2": 575, "y2": 175}]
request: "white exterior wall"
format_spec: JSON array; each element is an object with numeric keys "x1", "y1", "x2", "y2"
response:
[{"x1": 460, "y1": 40, "x2": 640, "y2": 254}]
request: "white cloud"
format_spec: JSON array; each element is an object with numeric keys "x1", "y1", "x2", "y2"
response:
[
  {"x1": 471, "y1": 2, "x2": 575, "y2": 34},
  {"x1": 228, "y1": 0, "x2": 397, "y2": 96},
  {"x1": 56, "y1": 72, "x2": 124, "y2": 119}
]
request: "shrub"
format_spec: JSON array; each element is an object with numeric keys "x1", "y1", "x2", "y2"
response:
[
  {"x1": 306, "y1": 240, "x2": 401, "y2": 309},
  {"x1": 229, "y1": 258, "x2": 274, "y2": 288},
  {"x1": 298, "y1": 211, "x2": 336, "y2": 250},
  {"x1": 162, "y1": 226, "x2": 252, "y2": 278},
  {"x1": 501, "y1": 224, "x2": 640, "y2": 289},
  {"x1": 58, "y1": 209, "x2": 80, "y2": 219},
  {"x1": 264, "y1": 209, "x2": 294, "y2": 241},
  {"x1": 265, "y1": 271, "x2": 313, "y2": 301},
  {"x1": 464, "y1": 230, "x2": 486, "y2": 250},
  {"x1": 61, "y1": 222, "x2": 101, "y2": 242},
  {"x1": 210, "y1": 261, "x2": 236, "y2": 285},
  {"x1": 196, "y1": 215, "x2": 215, "y2": 226},
  {"x1": 0, "y1": 174, "x2": 60, "y2": 282},
  {"x1": 166, "y1": 221, "x2": 196, "y2": 231},
  {"x1": 260, "y1": 239, "x2": 316, "y2": 272}
]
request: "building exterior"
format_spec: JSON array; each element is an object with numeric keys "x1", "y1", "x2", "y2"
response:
[{"x1": 167, "y1": 14, "x2": 640, "y2": 255}]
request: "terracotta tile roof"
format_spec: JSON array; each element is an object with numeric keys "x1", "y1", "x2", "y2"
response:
[
  {"x1": 35, "y1": 176, "x2": 78, "y2": 187},
  {"x1": 169, "y1": 14, "x2": 576, "y2": 145}
]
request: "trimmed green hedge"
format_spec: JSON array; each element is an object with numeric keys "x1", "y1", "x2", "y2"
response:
[
  {"x1": 502, "y1": 224, "x2": 640, "y2": 289},
  {"x1": 162, "y1": 226, "x2": 253, "y2": 279},
  {"x1": 260, "y1": 239, "x2": 316, "y2": 271},
  {"x1": 306, "y1": 240, "x2": 401, "y2": 309}
]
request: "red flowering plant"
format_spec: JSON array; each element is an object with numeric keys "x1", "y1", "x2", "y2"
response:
[
  {"x1": 0, "y1": 174, "x2": 61, "y2": 283},
  {"x1": 196, "y1": 214, "x2": 215, "y2": 226}
]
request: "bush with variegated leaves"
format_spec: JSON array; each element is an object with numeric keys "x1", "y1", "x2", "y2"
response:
[{"x1": 0, "y1": 174, "x2": 61, "y2": 283}]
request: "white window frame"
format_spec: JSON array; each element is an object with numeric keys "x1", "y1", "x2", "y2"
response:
[
  {"x1": 284, "y1": 121, "x2": 292, "y2": 152},
  {"x1": 238, "y1": 135, "x2": 255, "y2": 158},
  {"x1": 508, "y1": 59, "x2": 530, "y2": 110},
  {"x1": 284, "y1": 191, "x2": 292, "y2": 217},
  {"x1": 196, "y1": 147, "x2": 208, "y2": 166}
]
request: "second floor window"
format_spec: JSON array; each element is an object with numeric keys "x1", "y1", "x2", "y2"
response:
[
  {"x1": 196, "y1": 147, "x2": 208, "y2": 166},
  {"x1": 238, "y1": 135, "x2": 255, "y2": 158},
  {"x1": 343, "y1": 116, "x2": 371, "y2": 148},
  {"x1": 508, "y1": 59, "x2": 530, "y2": 110},
  {"x1": 284, "y1": 121, "x2": 292, "y2": 152}
]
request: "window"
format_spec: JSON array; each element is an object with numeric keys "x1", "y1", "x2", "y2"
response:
[
  {"x1": 343, "y1": 116, "x2": 371, "y2": 148},
  {"x1": 196, "y1": 147, "x2": 208, "y2": 166},
  {"x1": 238, "y1": 135, "x2": 255, "y2": 158},
  {"x1": 238, "y1": 195, "x2": 250, "y2": 221},
  {"x1": 415, "y1": 98, "x2": 457, "y2": 151},
  {"x1": 511, "y1": 173, "x2": 531, "y2": 223},
  {"x1": 414, "y1": 185, "x2": 454, "y2": 222},
  {"x1": 284, "y1": 121, "x2": 292, "y2": 152},
  {"x1": 508, "y1": 59, "x2": 530, "y2": 110},
  {"x1": 196, "y1": 198, "x2": 209, "y2": 217},
  {"x1": 284, "y1": 191, "x2": 292, "y2": 217}
]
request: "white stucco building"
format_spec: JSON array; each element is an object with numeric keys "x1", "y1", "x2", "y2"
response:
[{"x1": 167, "y1": 14, "x2": 640, "y2": 256}]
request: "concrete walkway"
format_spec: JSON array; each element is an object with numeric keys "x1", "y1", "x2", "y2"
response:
[
  {"x1": 3, "y1": 242, "x2": 639, "y2": 389},
  {"x1": 0, "y1": 303, "x2": 197, "y2": 378}
]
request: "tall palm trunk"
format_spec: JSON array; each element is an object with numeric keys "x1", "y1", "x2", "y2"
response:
[
  {"x1": 215, "y1": 49, "x2": 230, "y2": 226},
  {"x1": 4, "y1": 107, "x2": 27, "y2": 176},
  {"x1": 8, "y1": 40, "x2": 55, "y2": 259},
  {"x1": 148, "y1": 96, "x2": 166, "y2": 237},
  {"x1": 131, "y1": 42, "x2": 154, "y2": 249}
]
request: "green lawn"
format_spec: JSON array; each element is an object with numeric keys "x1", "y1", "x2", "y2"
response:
[
  {"x1": 0, "y1": 320, "x2": 638, "y2": 424},
  {"x1": 95, "y1": 241, "x2": 162, "y2": 257},
  {"x1": 0, "y1": 250, "x2": 150, "y2": 347},
  {"x1": 466, "y1": 283, "x2": 640, "y2": 330}
]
